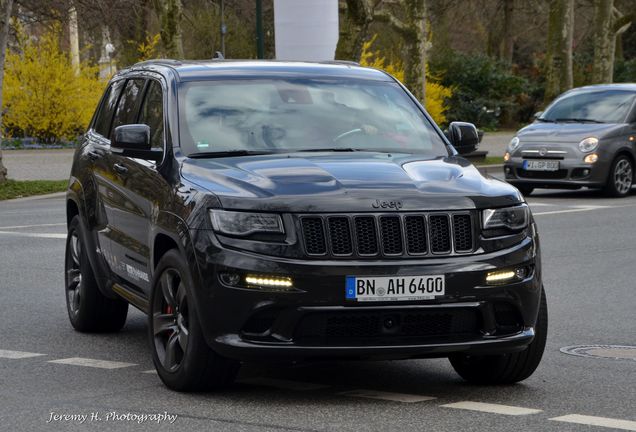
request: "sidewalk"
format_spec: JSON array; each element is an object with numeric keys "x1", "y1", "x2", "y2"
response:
[
  {"x1": 2, "y1": 149, "x2": 74, "y2": 180},
  {"x1": 0, "y1": 131, "x2": 516, "y2": 182}
]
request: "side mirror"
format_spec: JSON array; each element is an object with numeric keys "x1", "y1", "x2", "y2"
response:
[
  {"x1": 533, "y1": 111, "x2": 543, "y2": 120},
  {"x1": 112, "y1": 124, "x2": 162, "y2": 161},
  {"x1": 447, "y1": 121, "x2": 479, "y2": 155}
]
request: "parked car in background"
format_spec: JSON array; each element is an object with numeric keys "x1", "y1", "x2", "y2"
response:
[{"x1": 504, "y1": 84, "x2": 636, "y2": 197}]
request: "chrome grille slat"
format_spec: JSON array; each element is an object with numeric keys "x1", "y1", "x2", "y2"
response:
[{"x1": 301, "y1": 212, "x2": 475, "y2": 258}]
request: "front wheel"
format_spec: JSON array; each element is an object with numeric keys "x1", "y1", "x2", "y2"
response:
[
  {"x1": 149, "y1": 249, "x2": 240, "y2": 392},
  {"x1": 449, "y1": 287, "x2": 547, "y2": 385},
  {"x1": 603, "y1": 155, "x2": 633, "y2": 197}
]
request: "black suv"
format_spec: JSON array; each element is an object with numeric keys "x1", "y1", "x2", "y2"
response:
[{"x1": 65, "y1": 60, "x2": 546, "y2": 391}]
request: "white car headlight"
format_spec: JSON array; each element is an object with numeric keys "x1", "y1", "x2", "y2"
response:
[
  {"x1": 209, "y1": 210, "x2": 284, "y2": 236},
  {"x1": 508, "y1": 137, "x2": 520, "y2": 152},
  {"x1": 482, "y1": 204, "x2": 529, "y2": 231},
  {"x1": 578, "y1": 137, "x2": 599, "y2": 153}
]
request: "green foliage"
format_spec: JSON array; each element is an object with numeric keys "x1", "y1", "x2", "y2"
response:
[
  {"x1": 429, "y1": 51, "x2": 530, "y2": 129},
  {"x1": 2, "y1": 27, "x2": 106, "y2": 142},
  {"x1": 0, "y1": 179, "x2": 67, "y2": 200},
  {"x1": 614, "y1": 59, "x2": 636, "y2": 82}
]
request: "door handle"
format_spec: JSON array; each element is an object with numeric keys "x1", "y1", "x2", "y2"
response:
[
  {"x1": 87, "y1": 150, "x2": 101, "y2": 161},
  {"x1": 113, "y1": 163, "x2": 128, "y2": 175}
]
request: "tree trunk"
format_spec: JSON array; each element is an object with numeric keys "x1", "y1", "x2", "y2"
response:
[
  {"x1": 501, "y1": 0, "x2": 515, "y2": 64},
  {"x1": 544, "y1": 0, "x2": 573, "y2": 102},
  {"x1": 156, "y1": 0, "x2": 184, "y2": 58},
  {"x1": 0, "y1": 0, "x2": 14, "y2": 183},
  {"x1": 335, "y1": 0, "x2": 372, "y2": 61},
  {"x1": 592, "y1": 0, "x2": 614, "y2": 83},
  {"x1": 403, "y1": 0, "x2": 427, "y2": 104}
]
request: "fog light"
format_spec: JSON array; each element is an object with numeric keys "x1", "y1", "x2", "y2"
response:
[
  {"x1": 504, "y1": 152, "x2": 511, "y2": 162},
  {"x1": 220, "y1": 272, "x2": 241, "y2": 286},
  {"x1": 504, "y1": 166, "x2": 511, "y2": 174},
  {"x1": 584, "y1": 153, "x2": 599, "y2": 163},
  {"x1": 245, "y1": 275, "x2": 293, "y2": 288},
  {"x1": 486, "y1": 270, "x2": 516, "y2": 284},
  {"x1": 515, "y1": 267, "x2": 528, "y2": 279}
]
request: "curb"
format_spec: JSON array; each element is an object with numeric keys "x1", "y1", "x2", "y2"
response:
[{"x1": 2, "y1": 191, "x2": 66, "y2": 203}]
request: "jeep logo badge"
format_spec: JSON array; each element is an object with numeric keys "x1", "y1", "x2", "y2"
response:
[{"x1": 372, "y1": 199, "x2": 403, "y2": 210}]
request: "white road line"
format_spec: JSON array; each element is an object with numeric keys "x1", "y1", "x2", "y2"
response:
[
  {"x1": 0, "y1": 223, "x2": 66, "y2": 230},
  {"x1": 48, "y1": 357, "x2": 137, "y2": 369},
  {"x1": 0, "y1": 230, "x2": 66, "y2": 239},
  {"x1": 526, "y1": 202, "x2": 555, "y2": 206},
  {"x1": 550, "y1": 414, "x2": 636, "y2": 431},
  {"x1": 533, "y1": 208, "x2": 599, "y2": 216},
  {"x1": 238, "y1": 377, "x2": 329, "y2": 391},
  {"x1": 441, "y1": 401, "x2": 542, "y2": 415},
  {"x1": 0, "y1": 349, "x2": 46, "y2": 359},
  {"x1": 141, "y1": 369, "x2": 157, "y2": 374},
  {"x1": 339, "y1": 389, "x2": 436, "y2": 403}
]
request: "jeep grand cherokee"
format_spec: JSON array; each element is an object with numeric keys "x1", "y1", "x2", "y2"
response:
[{"x1": 64, "y1": 60, "x2": 547, "y2": 391}]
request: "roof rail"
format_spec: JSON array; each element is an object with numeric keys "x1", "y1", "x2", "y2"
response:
[
  {"x1": 131, "y1": 59, "x2": 183, "y2": 68},
  {"x1": 319, "y1": 60, "x2": 360, "y2": 66}
]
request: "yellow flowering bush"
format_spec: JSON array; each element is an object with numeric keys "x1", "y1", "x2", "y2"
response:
[
  {"x1": 360, "y1": 36, "x2": 452, "y2": 126},
  {"x1": 2, "y1": 28, "x2": 106, "y2": 141}
]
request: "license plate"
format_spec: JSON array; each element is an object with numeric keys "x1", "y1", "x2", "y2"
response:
[
  {"x1": 523, "y1": 160, "x2": 559, "y2": 171},
  {"x1": 345, "y1": 275, "x2": 445, "y2": 302}
]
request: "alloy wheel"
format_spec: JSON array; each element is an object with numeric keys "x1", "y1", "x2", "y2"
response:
[
  {"x1": 153, "y1": 269, "x2": 190, "y2": 372},
  {"x1": 614, "y1": 158, "x2": 633, "y2": 195},
  {"x1": 65, "y1": 231, "x2": 82, "y2": 316}
]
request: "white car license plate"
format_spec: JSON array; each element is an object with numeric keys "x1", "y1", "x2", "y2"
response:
[
  {"x1": 345, "y1": 275, "x2": 445, "y2": 302},
  {"x1": 523, "y1": 160, "x2": 559, "y2": 171}
]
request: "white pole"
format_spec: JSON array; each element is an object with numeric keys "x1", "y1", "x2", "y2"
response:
[{"x1": 69, "y1": 6, "x2": 80, "y2": 75}]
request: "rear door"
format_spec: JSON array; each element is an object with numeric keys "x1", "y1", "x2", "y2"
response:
[
  {"x1": 108, "y1": 78, "x2": 170, "y2": 295},
  {"x1": 85, "y1": 79, "x2": 126, "y2": 277}
]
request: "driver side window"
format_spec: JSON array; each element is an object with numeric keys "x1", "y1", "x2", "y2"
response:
[{"x1": 139, "y1": 80, "x2": 165, "y2": 152}]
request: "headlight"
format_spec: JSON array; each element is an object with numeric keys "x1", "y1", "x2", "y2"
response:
[
  {"x1": 482, "y1": 204, "x2": 529, "y2": 231},
  {"x1": 578, "y1": 137, "x2": 598, "y2": 153},
  {"x1": 209, "y1": 210, "x2": 284, "y2": 236},
  {"x1": 508, "y1": 137, "x2": 520, "y2": 152}
]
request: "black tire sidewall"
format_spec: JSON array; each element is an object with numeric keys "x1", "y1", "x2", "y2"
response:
[{"x1": 149, "y1": 249, "x2": 215, "y2": 390}]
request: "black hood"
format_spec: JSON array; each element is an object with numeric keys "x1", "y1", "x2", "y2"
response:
[
  {"x1": 180, "y1": 152, "x2": 521, "y2": 212},
  {"x1": 517, "y1": 122, "x2": 625, "y2": 143}
]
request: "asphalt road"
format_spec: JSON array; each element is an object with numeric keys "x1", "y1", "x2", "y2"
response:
[{"x1": 0, "y1": 188, "x2": 635, "y2": 431}]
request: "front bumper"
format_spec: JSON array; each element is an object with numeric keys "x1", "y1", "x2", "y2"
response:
[
  {"x1": 504, "y1": 153, "x2": 609, "y2": 188},
  {"x1": 189, "y1": 229, "x2": 542, "y2": 362}
]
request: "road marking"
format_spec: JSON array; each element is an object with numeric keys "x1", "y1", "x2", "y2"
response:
[
  {"x1": 0, "y1": 349, "x2": 46, "y2": 359},
  {"x1": 527, "y1": 202, "x2": 555, "y2": 206},
  {"x1": 550, "y1": 414, "x2": 636, "y2": 431},
  {"x1": 141, "y1": 369, "x2": 157, "y2": 374},
  {"x1": 533, "y1": 208, "x2": 599, "y2": 216},
  {"x1": 441, "y1": 401, "x2": 542, "y2": 415},
  {"x1": 340, "y1": 389, "x2": 436, "y2": 403},
  {"x1": 0, "y1": 223, "x2": 66, "y2": 230},
  {"x1": 239, "y1": 377, "x2": 329, "y2": 391},
  {"x1": 48, "y1": 357, "x2": 137, "y2": 369},
  {"x1": 0, "y1": 230, "x2": 66, "y2": 239}
]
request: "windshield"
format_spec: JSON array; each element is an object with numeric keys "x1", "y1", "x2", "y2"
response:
[
  {"x1": 541, "y1": 90, "x2": 636, "y2": 123},
  {"x1": 178, "y1": 78, "x2": 449, "y2": 157}
]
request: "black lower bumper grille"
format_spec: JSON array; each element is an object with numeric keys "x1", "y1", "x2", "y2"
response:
[
  {"x1": 295, "y1": 308, "x2": 481, "y2": 346},
  {"x1": 516, "y1": 168, "x2": 568, "y2": 179}
]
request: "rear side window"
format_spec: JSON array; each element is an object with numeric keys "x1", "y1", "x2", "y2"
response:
[
  {"x1": 111, "y1": 79, "x2": 146, "y2": 135},
  {"x1": 138, "y1": 80, "x2": 165, "y2": 152},
  {"x1": 94, "y1": 80, "x2": 125, "y2": 138}
]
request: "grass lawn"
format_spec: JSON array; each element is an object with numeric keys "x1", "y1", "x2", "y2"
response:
[
  {"x1": 0, "y1": 179, "x2": 67, "y2": 200},
  {"x1": 473, "y1": 156, "x2": 504, "y2": 166}
]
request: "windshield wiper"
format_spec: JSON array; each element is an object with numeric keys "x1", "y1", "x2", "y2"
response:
[
  {"x1": 535, "y1": 117, "x2": 554, "y2": 123},
  {"x1": 294, "y1": 148, "x2": 361, "y2": 152},
  {"x1": 554, "y1": 118, "x2": 604, "y2": 123},
  {"x1": 189, "y1": 150, "x2": 275, "y2": 158}
]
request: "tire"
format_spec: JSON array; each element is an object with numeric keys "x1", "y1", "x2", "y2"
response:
[
  {"x1": 449, "y1": 287, "x2": 548, "y2": 385},
  {"x1": 149, "y1": 249, "x2": 240, "y2": 392},
  {"x1": 64, "y1": 216, "x2": 128, "y2": 332},
  {"x1": 515, "y1": 185, "x2": 534, "y2": 196},
  {"x1": 603, "y1": 155, "x2": 633, "y2": 197}
]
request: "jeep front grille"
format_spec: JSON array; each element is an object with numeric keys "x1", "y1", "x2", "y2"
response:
[{"x1": 300, "y1": 212, "x2": 475, "y2": 258}]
